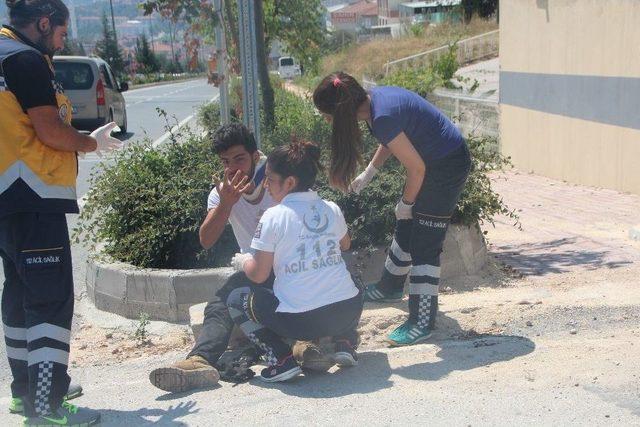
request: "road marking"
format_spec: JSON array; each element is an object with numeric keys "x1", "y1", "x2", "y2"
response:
[
  {"x1": 126, "y1": 82, "x2": 207, "y2": 107},
  {"x1": 151, "y1": 94, "x2": 219, "y2": 148},
  {"x1": 78, "y1": 93, "x2": 220, "y2": 209},
  {"x1": 126, "y1": 79, "x2": 202, "y2": 95}
]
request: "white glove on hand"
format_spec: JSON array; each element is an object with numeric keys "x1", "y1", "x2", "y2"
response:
[
  {"x1": 231, "y1": 252, "x2": 253, "y2": 272},
  {"x1": 395, "y1": 199, "x2": 414, "y2": 220},
  {"x1": 90, "y1": 122, "x2": 122, "y2": 158},
  {"x1": 349, "y1": 163, "x2": 378, "y2": 194}
]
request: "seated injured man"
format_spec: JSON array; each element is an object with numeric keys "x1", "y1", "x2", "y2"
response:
[
  {"x1": 228, "y1": 139, "x2": 364, "y2": 382},
  {"x1": 149, "y1": 124, "x2": 334, "y2": 392}
]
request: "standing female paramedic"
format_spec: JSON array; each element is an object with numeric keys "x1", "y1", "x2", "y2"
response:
[{"x1": 312, "y1": 71, "x2": 471, "y2": 346}]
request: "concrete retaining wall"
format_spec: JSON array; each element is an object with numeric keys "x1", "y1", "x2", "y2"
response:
[{"x1": 87, "y1": 224, "x2": 487, "y2": 323}]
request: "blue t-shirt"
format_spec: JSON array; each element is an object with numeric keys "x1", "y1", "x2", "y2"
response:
[{"x1": 369, "y1": 86, "x2": 464, "y2": 161}]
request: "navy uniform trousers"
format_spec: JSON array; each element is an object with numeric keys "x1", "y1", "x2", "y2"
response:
[
  {"x1": 0, "y1": 212, "x2": 73, "y2": 417},
  {"x1": 377, "y1": 144, "x2": 472, "y2": 329}
]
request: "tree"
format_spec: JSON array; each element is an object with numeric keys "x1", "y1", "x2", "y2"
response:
[
  {"x1": 140, "y1": 0, "x2": 325, "y2": 129},
  {"x1": 461, "y1": 0, "x2": 498, "y2": 22},
  {"x1": 254, "y1": 0, "x2": 274, "y2": 130},
  {"x1": 94, "y1": 12, "x2": 125, "y2": 77},
  {"x1": 263, "y1": 0, "x2": 325, "y2": 75},
  {"x1": 60, "y1": 38, "x2": 86, "y2": 56},
  {"x1": 135, "y1": 34, "x2": 160, "y2": 74}
]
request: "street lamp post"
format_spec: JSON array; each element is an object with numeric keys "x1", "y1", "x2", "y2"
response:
[{"x1": 237, "y1": 0, "x2": 260, "y2": 147}]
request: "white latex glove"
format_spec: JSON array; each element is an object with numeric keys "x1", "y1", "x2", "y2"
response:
[
  {"x1": 349, "y1": 163, "x2": 378, "y2": 194},
  {"x1": 231, "y1": 252, "x2": 253, "y2": 272},
  {"x1": 395, "y1": 199, "x2": 414, "y2": 220},
  {"x1": 89, "y1": 122, "x2": 122, "y2": 158}
]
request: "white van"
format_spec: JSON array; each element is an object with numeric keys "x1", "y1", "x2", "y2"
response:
[
  {"x1": 52, "y1": 56, "x2": 128, "y2": 133},
  {"x1": 277, "y1": 56, "x2": 301, "y2": 79}
]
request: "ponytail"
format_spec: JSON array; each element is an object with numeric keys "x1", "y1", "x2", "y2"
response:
[{"x1": 313, "y1": 71, "x2": 367, "y2": 192}]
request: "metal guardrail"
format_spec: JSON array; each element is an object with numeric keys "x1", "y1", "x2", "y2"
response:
[{"x1": 384, "y1": 29, "x2": 499, "y2": 76}]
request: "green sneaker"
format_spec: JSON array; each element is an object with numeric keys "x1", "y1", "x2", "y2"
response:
[
  {"x1": 386, "y1": 321, "x2": 432, "y2": 347},
  {"x1": 9, "y1": 382, "x2": 83, "y2": 415},
  {"x1": 363, "y1": 284, "x2": 403, "y2": 303},
  {"x1": 9, "y1": 397, "x2": 24, "y2": 414},
  {"x1": 23, "y1": 401, "x2": 100, "y2": 426}
]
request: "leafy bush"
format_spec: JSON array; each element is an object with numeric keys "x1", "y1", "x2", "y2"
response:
[
  {"x1": 408, "y1": 22, "x2": 425, "y2": 37},
  {"x1": 73, "y1": 123, "x2": 237, "y2": 269},
  {"x1": 381, "y1": 42, "x2": 459, "y2": 94},
  {"x1": 381, "y1": 66, "x2": 440, "y2": 99},
  {"x1": 431, "y1": 43, "x2": 459, "y2": 88}
]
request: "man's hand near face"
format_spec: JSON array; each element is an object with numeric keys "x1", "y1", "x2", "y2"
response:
[
  {"x1": 200, "y1": 169, "x2": 252, "y2": 250},
  {"x1": 218, "y1": 169, "x2": 252, "y2": 210}
]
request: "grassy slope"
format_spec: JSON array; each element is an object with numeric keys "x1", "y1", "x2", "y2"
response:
[{"x1": 309, "y1": 18, "x2": 497, "y2": 85}]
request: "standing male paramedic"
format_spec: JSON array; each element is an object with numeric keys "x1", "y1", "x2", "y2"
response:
[{"x1": 0, "y1": 0, "x2": 120, "y2": 424}]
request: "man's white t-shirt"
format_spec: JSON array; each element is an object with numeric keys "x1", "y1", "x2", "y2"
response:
[
  {"x1": 207, "y1": 185, "x2": 274, "y2": 253},
  {"x1": 251, "y1": 191, "x2": 358, "y2": 313}
]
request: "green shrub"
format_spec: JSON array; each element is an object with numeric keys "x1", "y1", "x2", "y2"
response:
[
  {"x1": 73, "y1": 125, "x2": 237, "y2": 269},
  {"x1": 431, "y1": 43, "x2": 459, "y2": 87},
  {"x1": 381, "y1": 41, "x2": 460, "y2": 93},
  {"x1": 381, "y1": 66, "x2": 440, "y2": 99},
  {"x1": 409, "y1": 22, "x2": 425, "y2": 37}
]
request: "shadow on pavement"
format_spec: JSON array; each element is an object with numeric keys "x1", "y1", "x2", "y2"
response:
[
  {"x1": 494, "y1": 237, "x2": 633, "y2": 276},
  {"x1": 155, "y1": 384, "x2": 221, "y2": 401},
  {"x1": 255, "y1": 312, "x2": 535, "y2": 398},
  {"x1": 97, "y1": 401, "x2": 198, "y2": 426}
]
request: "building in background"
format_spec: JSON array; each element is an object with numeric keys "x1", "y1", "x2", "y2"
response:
[
  {"x1": 331, "y1": 0, "x2": 379, "y2": 34},
  {"x1": 398, "y1": 0, "x2": 462, "y2": 25},
  {"x1": 500, "y1": 0, "x2": 640, "y2": 195},
  {"x1": 377, "y1": 0, "x2": 403, "y2": 25}
]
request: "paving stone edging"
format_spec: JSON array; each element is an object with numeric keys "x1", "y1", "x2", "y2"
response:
[
  {"x1": 87, "y1": 224, "x2": 487, "y2": 324},
  {"x1": 85, "y1": 260, "x2": 235, "y2": 322}
]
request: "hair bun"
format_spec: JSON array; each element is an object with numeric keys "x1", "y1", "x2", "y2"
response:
[
  {"x1": 288, "y1": 136, "x2": 320, "y2": 163},
  {"x1": 6, "y1": 0, "x2": 25, "y2": 8}
]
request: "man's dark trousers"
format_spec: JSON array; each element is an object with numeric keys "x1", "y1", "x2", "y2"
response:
[{"x1": 187, "y1": 270, "x2": 274, "y2": 366}]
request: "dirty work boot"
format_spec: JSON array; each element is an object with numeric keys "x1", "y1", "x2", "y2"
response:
[
  {"x1": 9, "y1": 382, "x2": 83, "y2": 414},
  {"x1": 149, "y1": 355, "x2": 220, "y2": 393},
  {"x1": 333, "y1": 339, "x2": 358, "y2": 367},
  {"x1": 292, "y1": 341, "x2": 334, "y2": 372},
  {"x1": 23, "y1": 401, "x2": 100, "y2": 426}
]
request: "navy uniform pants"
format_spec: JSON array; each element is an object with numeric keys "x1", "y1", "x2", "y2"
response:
[
  {"x1": 0, "y1": 212, "x2": 73, "y2": 417},
  {"x1": 377, "y1": 144, "x2": 472, "y2": 329}
]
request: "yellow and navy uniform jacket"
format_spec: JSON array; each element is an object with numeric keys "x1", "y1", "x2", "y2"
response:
[{"x1": 0, "y1": 26, "x2": 77, "y2": 217}]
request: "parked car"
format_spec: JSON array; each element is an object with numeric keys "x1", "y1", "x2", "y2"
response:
[
  {"x1": 277, "y1": 56, "x2": 301, "y2": 79},
  {"x1": 52, "y1": 56, "x2": 128, "y2": 133}
]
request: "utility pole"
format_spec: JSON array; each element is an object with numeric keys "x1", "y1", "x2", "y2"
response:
[
  {"x1": 108, "y1": 0, "x2": 117, "y2": 39},
  {"x1": 168, "y1": 19, "x2": 176, "y2": 68},
  {"x1": 238, "y1": 0, "x2": 260, "y2": 147},
  {"x1": 68, "y1": 0, "x2": 78, "y2": 40},
  {"x1": 149, "y1": 20, "x2": 155, "y2": 53},
  {"x1": 213, "y1": 0, "x2": 229, "y2": 124}
]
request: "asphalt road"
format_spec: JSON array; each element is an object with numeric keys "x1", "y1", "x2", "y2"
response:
[
  {"x1": 77, "y1": 79, "x2": 219, "y2": 198},
  {"x1": 0, "y1": 78, "x2": 218, "y2": 388}
]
